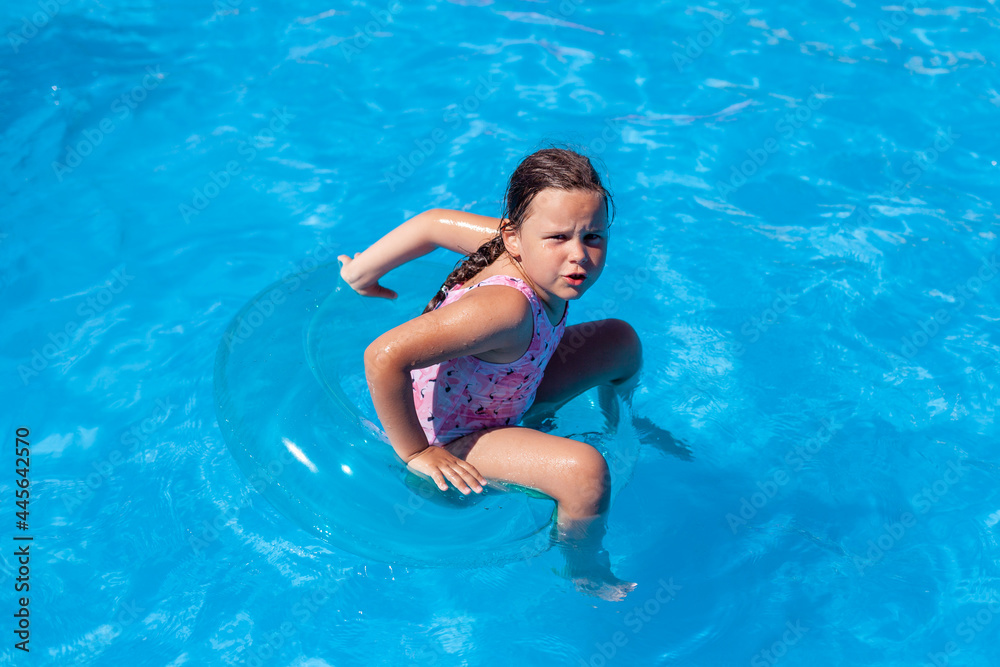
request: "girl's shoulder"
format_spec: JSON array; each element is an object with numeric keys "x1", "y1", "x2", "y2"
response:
[
  {"x1": 427, "y1": 280, "x2": 535, "y2": 360},
  {"x1": 455, "y1": 274, "x2": 538, "y2": 311},
  {"x1": 448, "y1": 276, "x2": 533, "y2": 312},
  {"x1": 378, "y1": 275, "x2": 534, "y2": 373}
]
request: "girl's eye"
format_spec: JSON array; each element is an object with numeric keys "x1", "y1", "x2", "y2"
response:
[{"x1": 548, "y1": 234, "x2": 603, "y2": 241}]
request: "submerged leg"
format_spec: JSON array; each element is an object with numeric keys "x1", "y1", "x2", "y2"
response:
[
  {"x1": 443, "y1": 426, "x2": 637, "y2": 601},
  {"x1": 524, "y1": 317, "x2": 692, "y2": 460},
  {"x1": 522, "y1": 318, "x2": 642, "y2": 433}
]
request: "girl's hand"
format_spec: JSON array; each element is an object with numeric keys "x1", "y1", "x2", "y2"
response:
[
  {"x1": 337, "y1": 253, "x2": 398, "y2": 299},
  {"x1": 405, "y1": 446, "x2": 486, "y2": 495}
]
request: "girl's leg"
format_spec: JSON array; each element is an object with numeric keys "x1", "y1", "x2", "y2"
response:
[
  {"x1": 509, "y1": 319, "x2": 643, "y2": 598},
  {"x1": 524, "y1": 318, "x2": 692, "y2": 459},
  {"x1": 444, "y1": 426, "x2": 612, "y2": 532},
  {"x1": 522, "y1": 318, "x2": 642, "y2": 428},
  {"x1": 443, "y1": 425, "x2": 634, "y2": 600}
]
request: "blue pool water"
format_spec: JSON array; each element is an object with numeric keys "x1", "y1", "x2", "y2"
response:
[{"x1": 3, "y1": 0, "x2": 999, "y2": 664}]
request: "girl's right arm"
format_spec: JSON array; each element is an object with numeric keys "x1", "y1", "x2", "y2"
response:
[
  {"x1": 363, "y1": 285, "x2": 533, "y2": 494},
  {"x1": 339, "y1": 209, "x2": 503, "y2": 298}
]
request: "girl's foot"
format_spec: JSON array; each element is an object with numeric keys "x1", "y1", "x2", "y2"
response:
[
  {"x1": 572, "y1": 573, "x2": 638, "y2": 601},
  {"x1": 558, "y1": 545, "x2": 637, "y2": 601}
]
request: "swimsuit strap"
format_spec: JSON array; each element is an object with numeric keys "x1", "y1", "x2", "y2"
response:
[
  {"x1": 470, "y1": 275, "x2": 566, "y2": 328},
  {"x1": 440, "y1": 275, "x2": 568, "y2": 328},
  {"x1": 470, "y1": 274, "x2": 537, "y2": 302}
]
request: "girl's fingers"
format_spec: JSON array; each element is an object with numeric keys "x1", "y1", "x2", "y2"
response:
[
  {"x1": 360, "y1": 283, "x2": 395, "y2": 300},
  {"x1": 450, "y1": 465, "x2": 483, "y2": 494},
  {"x1": 446, "y1": 469, "x2": 472, "y2": 495},
  {"x1": 462, "y1": 471, "x2": 485, "y2": 490},
  {"x1": 442, "y1": 467, "x2": 473, "y2": 494},
  {"x1": 431, "y1": 470, "x2": 448, "y2": 492},
  {"x1": 458, "y1": 461, "x2": 487, "y2": 485}
]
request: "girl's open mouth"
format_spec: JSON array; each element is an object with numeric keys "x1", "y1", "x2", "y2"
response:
[{"x1": 565, "y1": 274, "x2": 586, "y2": 285}]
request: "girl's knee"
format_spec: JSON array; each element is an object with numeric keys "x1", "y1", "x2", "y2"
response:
[
  {"x1": 606, "y1": 318, "x2": 639, "y2": 343},
  {"x1": 605, "y1": 319, "x2": 641, "y2": 384},
  {"x1": 564, "y1": 445, "x2": 611, "y2": 515}
]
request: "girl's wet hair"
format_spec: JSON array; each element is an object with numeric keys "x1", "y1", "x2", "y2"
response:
[{"x1": 422, "y1": 147, "x2": 615, "y2": 314}]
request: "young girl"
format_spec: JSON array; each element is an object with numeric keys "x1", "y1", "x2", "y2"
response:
[{"x1": 338, "y1": 148, "x2": 645, "y2": 600}]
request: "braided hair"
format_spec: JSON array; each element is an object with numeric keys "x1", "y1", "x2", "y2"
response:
[{"x1": 422, "y1": 147, "x2": 614, "y2": 314}]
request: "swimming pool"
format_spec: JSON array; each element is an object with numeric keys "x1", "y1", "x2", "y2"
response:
[{"x1": 3, "y1": 0, "x2": 998, "y2": 664}]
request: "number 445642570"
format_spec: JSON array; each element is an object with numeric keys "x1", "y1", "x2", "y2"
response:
[{"x1": 15, "y1": 427, "x2": 30, "y2": 530}]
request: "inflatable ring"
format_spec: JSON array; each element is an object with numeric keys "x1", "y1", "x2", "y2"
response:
[{"x1": 213, "y1": 258, "x2": 638, "y2": 567}]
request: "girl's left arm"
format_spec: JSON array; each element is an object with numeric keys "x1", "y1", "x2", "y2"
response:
[{"x1": 339, "y1": 209, "x2": 500, "y2": 298}]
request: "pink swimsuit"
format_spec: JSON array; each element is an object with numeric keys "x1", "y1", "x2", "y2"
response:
[{"x1": 410, "y1": 275, "x2": 568, "y2": 446}]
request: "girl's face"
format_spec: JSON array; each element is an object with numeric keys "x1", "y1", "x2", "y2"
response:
[{"x1": 502, "y1": 188, "x2": 608, "y2": 310}]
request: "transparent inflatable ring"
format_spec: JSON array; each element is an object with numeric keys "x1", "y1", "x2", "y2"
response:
[{"x1": 213, "y1": 258, "x2": 636, "y2": 567}]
